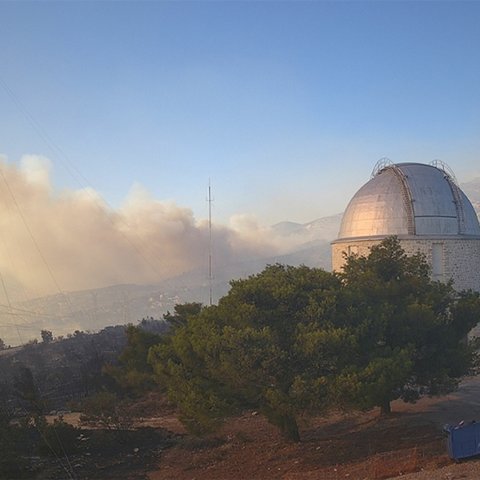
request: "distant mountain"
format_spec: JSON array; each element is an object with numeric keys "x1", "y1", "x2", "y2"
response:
[
  {"x1": 460, "y1": 178, "x2": 480, "y2": 217},
  {"x1": 462, "y1": 177, "x2": 480, "y2": 201},
  {"x1": 272, "y1": 213, "x2": 342, "y2": 244},
  {"x1": 461, "y1": 178, "x2": 480, "y2": 215},
  {"x1": 271, "y1": 221, "x2": 304, "y2": 236},
  {"x1": 304, "y1": 214, "x2": 344, "y2": 241}
]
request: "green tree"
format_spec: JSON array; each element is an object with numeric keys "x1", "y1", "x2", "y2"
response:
[
  {"x1": 40, "y1": 329, "x2": 53, "y2": 343},
  {"x1": 149, "y1": 239, "x2": 480, "y2": 440},
  {"x1": 13, "y1": 365, "x2": 45, "y2": 415},
  {"x1": 163, "y1": 302, "x2": 203, "y2": 330},
  {"x1": 106, "y1": 325, "x2": 164, "y2": 394},
  {"x1": 149, "y1": 265, "x2": 346, "y2": 441},
  {"x1": 334, "y1": 236, "x2": 480, "y2": 414}
]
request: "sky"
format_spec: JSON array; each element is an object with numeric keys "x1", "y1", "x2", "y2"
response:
[
  {"x1": 0, "y1": 0, "x2": 480, "y2": 307},
  {"x1": 1, "y1": 1, "x2": 479, "y2": 226}
]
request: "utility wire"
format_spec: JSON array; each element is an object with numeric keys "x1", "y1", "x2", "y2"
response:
[
  {"x1": 17, "y1": 404, "x2": 76, "y2": 480},
  {"x1": 35, "y1": 382, "x2": 77, "y2": 479},
  {"x1": 0, "y1": 75, "x2": 167, "y2": 282},
  {"x1": 0, "y1": 168, "x2": 77, "y2": 313},
  {"x1": 0, "y1": 270, "x2": 22, "y2": 343}
]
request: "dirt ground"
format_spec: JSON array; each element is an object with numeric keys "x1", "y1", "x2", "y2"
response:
[
  {"x1": 41, "y1": 377, "x2": 480, "y2": 479},
  {"x1": 145, "y1": 375, "x2": 480, "y2": 480}
]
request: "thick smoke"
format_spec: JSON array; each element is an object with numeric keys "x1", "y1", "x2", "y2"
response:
[{"x1": 0, "y1": 155, "x2": 300, "y2": 300}]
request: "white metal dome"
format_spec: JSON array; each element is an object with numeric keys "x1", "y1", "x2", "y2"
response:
[{"x1": 337, "y1": 162, "x2": 480, "y2": 240}]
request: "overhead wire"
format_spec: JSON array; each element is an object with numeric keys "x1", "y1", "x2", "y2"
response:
[
  {"x1": 0, "y1": 71, "x2": 195, "y2": 478},
  {"x1": 0, "y1": 77, "x2": 93, "y2": 480},
  {"x1": 0, "y1": 72, "x2": 213, "y2": 479},
  {"x1": 0, "y1": 167, "x2": 81, "y2": 319},
  {"x1": 0, "y1": 304, "x2": 66, "y2": 317},
  {"x1": 0, "y1": 74, "x2": 169, "y2": 282},
  {"x1": 14, "y1": 400, "x2": 77, "y2": 480},
  {"x1": 0, "y1": 73, "x2": 191, "y2": 341},
  {"x1": 0, "y1": 270, "x2": 23, "y2": 343},
  {"x1": 35, "y1": 382, "x2": 77, "y2": 480},
  {"x1": 0, "y1": 170, "x2": 43, "y2": 344}
]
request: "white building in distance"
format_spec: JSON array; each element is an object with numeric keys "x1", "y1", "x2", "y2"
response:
[{"x1": 331, "y1": 160, "x2": 480, "y2": 292}]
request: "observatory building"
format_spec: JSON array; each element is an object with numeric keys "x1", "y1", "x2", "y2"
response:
[{"x1": 331, "y1": 160, "x2": 480, "y2": 292}]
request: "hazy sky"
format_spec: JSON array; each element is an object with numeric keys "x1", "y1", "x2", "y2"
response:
[{"x1": 1, "y1": 1, "x2": 480, "y2": 225}]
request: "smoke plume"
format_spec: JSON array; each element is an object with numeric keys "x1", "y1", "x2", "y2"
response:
[{"x1": 0, "y1": 155, "x2": 298, "y2": 300}]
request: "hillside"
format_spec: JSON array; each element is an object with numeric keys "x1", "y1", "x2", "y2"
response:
[{"x1": 0, "y1": 325, "x2": 129, "y2": 411}]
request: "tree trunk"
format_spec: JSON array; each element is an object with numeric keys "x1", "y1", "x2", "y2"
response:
[
  {"x1": 280, "y1": 414, "x2": 300, "y2": 442},
  {"x1": 380, "y1": 400, "x2": 391, "y2": 416}
]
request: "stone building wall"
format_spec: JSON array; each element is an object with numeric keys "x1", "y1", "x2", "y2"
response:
[{"x1": 331, "y1": 237, "x2": 480, "y2": 292}]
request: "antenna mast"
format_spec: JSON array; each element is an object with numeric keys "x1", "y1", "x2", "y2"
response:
[{"x1": 208, "y1": 180, "x2": 213, "y2": 306}]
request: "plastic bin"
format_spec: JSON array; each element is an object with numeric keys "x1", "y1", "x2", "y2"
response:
[{"x1": 444, "y1": 421, "x2": 480, "y2": 460}]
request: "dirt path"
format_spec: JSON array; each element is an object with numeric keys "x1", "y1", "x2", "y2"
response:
[{"x1": 394, "y1": 375, "x2": 480, "y2": 426}]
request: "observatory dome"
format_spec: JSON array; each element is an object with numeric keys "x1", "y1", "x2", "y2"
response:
[
  {"x1": 338, "y1": 162, "x2": 480, "y2": 240},
  {"x1": 331, "y1": 161, "x2": 480, "y2": 292}
]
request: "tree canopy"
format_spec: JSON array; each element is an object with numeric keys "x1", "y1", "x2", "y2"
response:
[
  {"x1": 40, "y1": 330, "x2": 53, "y2": 344},
  {"x1": 335, "y1": 237, "x2": 480, "y2": 414},
  {"x1": 163, "y1": 302, "x2": 203, "y2": 331},
  {"x1": 105, "y1": 325, "x2": 164, "y2": 395},
  {"x1": 149, "y1": 264, "x2": 343, "y2": 441},
  {"x1": 148, "y1": 237, "x2": 480, "y2": 441}
]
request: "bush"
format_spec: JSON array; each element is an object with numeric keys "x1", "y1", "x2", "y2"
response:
[
  {"x1": 79, "y1": 391, "x2": 134, "y2": 430},
  {"x1": 0, "y1": 418, "x2": 31, "y2": 478}
]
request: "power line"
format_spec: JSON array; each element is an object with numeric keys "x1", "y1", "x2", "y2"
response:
[
  {"x1": 0, "y1": 75, "x2": 168, "y2": 282},
  {"x1": 0, "y1": 168, "x2": 74, "y2": 309}
]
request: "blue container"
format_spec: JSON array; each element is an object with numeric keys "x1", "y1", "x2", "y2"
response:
[{"x1": 445, "y1": 422, "x2": 480, "y2": 460}]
